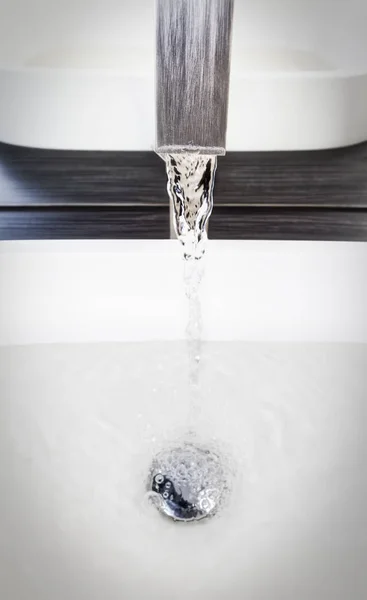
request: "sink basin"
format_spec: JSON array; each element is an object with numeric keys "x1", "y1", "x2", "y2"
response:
[
  {"x1": 0, "y1": 240, "x2": 366, "y2": 599},
  {"x1": 1, "y1": 0, "x2": 367, "y2": 150}
]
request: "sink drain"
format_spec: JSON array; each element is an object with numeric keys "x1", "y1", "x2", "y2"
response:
[{"x1": 148, "y1": 442, "x2": 228, "y2": 522}]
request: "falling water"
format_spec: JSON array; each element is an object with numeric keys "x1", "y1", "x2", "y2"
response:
[
  {"x1": 145, "y1": 153, "x2": 229, "y2": 520},
  {"x1": 184, "y1": 258, "x2": 204, "y2": 433},
  {"x1": 163, "y1": 153, "x2": 218, "y2": 433},
  {"x1": 164, "y1": 153, "x2": 217, "y2": 260}
]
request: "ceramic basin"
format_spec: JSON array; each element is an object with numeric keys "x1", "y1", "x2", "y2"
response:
[{"x1": 0, "y1": 240, "x2": 366, "y2": 599}]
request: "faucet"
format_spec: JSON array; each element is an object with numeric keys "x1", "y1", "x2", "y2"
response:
[
  {"x1": 155, "y1": 0, "x2": 234, "y2": 259},
  {"x1": 156, "y1": 0, "x2": 234, "y2": 156}
]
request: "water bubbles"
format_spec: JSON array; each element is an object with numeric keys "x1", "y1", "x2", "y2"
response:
[
  {"x1": 148, "y1": 441, "x2": 231, "y2": 522},
  {"x1": 197, "y1": 488, "x2": 218, "y2": 514}
]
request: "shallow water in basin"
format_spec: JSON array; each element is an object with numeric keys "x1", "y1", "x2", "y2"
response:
[{"x1": 0, "y1": 341, "x2": 366, "y2": 599}]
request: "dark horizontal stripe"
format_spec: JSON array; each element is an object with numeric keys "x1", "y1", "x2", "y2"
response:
[
  {"x1": 0, "y1": 206, "x2": 169, "y2": 240},
  {"x1": 1, "y1": 206, "x2": 366, "y2": 242},
  {"x1": 210, "y1": 207, "x2": 367, "y2": 241},
  {"x1": 215, "y1": 145, "x2": 367, "y2": 208},
  {"x1": 0, "y1": 144, "x2": 167, "y2": 207},
  {"x1": 1, "y1": 142, "x2": 367, "y2": 208}
]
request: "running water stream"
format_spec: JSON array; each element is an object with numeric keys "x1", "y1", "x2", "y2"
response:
[
  {"x1": 184, "y1": 258, "x2": 204, "y2": 433},
  {"x1": 163, "y1": 152, "x2": 218, "y2": 433},
  {"x1": 164, "y1": 153, "x2": 217, "y2": 260},
  {"x1": 146, "y1": 153, "x2": 227, "y2": 520}
]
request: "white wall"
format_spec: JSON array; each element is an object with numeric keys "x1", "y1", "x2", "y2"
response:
[{"x1": 1, "y1": 0, "x2": 366, "y2": 70}]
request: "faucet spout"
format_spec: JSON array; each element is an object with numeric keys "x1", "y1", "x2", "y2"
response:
[{"x1": 156, "y1": 0, "x2": 234, "y2": 156}]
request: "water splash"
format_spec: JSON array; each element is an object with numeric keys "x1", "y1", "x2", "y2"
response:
[{"x1": 164, "y1": 153, "x2": 217, "y2": 260}]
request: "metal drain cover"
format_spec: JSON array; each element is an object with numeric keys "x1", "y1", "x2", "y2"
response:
[{"x1": 148, "y1": 442, "x2": 228, "y2": 522}]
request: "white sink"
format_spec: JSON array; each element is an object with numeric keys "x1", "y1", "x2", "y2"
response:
[
  {"x1": 0, "y1": 240, "x2": 366, "y2": 599},
  {"x1": 1, "y1": 0, "x2": 367, "y2": 151}
]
